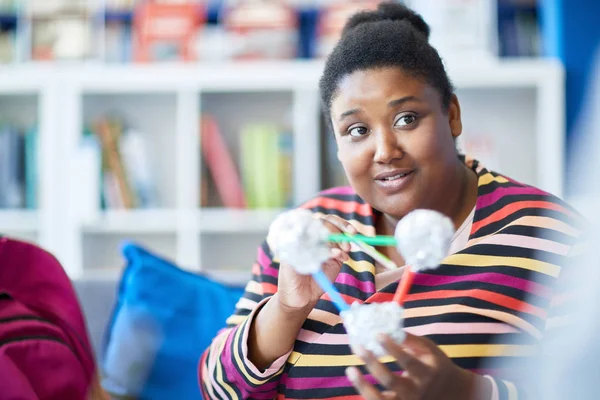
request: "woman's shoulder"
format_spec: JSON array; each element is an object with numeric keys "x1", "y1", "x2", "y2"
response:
[
  {"x1": 475, "y1": 167, "x2": 587, "y2": 238},
  {"x1": 296, "y1": 186, "x2": 374, "y2": 221}
]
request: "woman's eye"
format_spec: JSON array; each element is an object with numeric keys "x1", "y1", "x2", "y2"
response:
[
  {"x1": 395, "y1": 114, "x2": 417, "y2": 127},
  {"x1": 348, "y1": 126, "x2": 368, "y2": 137}
]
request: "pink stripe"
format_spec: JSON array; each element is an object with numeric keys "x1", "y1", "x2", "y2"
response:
[
  {"x1": 414, "y1": 272, "x2": 552, "y2": 298},
  {"x1": 222, "y1": 322, "x2": 281, "y2": 395},
  {"x1": 204, "y1": 336, "x2": 231, "y2": 400},
  {"x1": 261, "y1": 264, "x2": 279, "y2": 279},
  {"x1": 320, "y1": 186, "x2": 355, "y2": 196},
  {"x1": 405, "y1": 322, "x2": 520, "y2": 336},
  {"x1": 335, "y1": 272, "x2": 376, "y2": 293},
  {"x1": 257, "y1": 247, "x2": 273, "y2": 269},
  {"x1": 469, "y1": 234, "x2": 570, "y2": 256},
  {"x1": 284, "y1": 373, "x2": 391, "y2": 391},
  {"x1": 257, "y1": 247, "x2": 279, "y2": 278},
  {"x1": 297, "y1": 330, "x2": 349, "y2": 345},
  {"x1": 221, "y1": 327, "x2": 247, "y2": 390},
  {"x1": 477, "y1": 186, "x2": 547, "y2": 210}
]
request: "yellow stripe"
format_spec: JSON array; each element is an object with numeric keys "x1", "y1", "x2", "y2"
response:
[
  {"x1": 214, "y1": 330, "x2": 239, "y2": 399},
  {"x1": 444, "y1": 253, "x2": 561, "y2": 277},
  {"x1": 503, "y1": 379, "x2": 519, "y2": 399},
  {"x1": 345, "y1": 258, "x2": 375, "y2": 274},
  {"x1": 204, "y1": 333, "x2": 229, "y2": 396},
  {"x1": 226, "y1": 314, "x2": 249, "y2": 326},
  {"x1": 289, "y1": 351, "x2": 302, "y2": 364},
  {"x1": 504, "y1": 216, "x2": 581, "y2": 237},
  {"x1": 479, "y1": 173, "x2": 509, "y2": 186},
  {"x1": 201, "y1": 353, "x2": 214, "y2": 398},
  {"x1": 403, "y1": 304, "x2": 542, "y2": 339},
  {"x1": 438, "y1": 344, "x2": 536, "y2": 358},
  {"x1": 293, "y1": 353, "x2": 395, "y2": 367},
  {"x1": 307, "y1": 308, "x2": 344, "y2": 326},
  {"x1": 291, "y1": 344, "x2": 534, "y2": 368}
]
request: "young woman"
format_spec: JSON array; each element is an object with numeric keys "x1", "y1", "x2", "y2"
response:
[{"x1": 200, "y1": 3, "x2": 584, "y2": 399}]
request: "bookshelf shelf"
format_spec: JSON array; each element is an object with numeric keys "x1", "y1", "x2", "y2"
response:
[
  {"x1": 445, "y1": 58, "x2": 564, "y2": 88},
  {"x1": 0, "y1": 210, "x2": 38, "y2": 232},
  {"x1": 0, "y1": 58, "x2": 563, "y2": 92},
  {"x1": 0, "y1": 59, "x2": 566, "y2": 280},
  {"x1": 199, "y1": 208, "x2": 285, "y2": 233},
  {"x1": 81, "y1": 209, "x2": 179, "y2": 233}
]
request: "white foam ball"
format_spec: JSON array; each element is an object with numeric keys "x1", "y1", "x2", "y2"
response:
[
  {"x1": 342, "y1": 302, "x2": 405, "y2": 357},
  {"x1": 268, "y1": 209, "x2": 331, "y2": 275},
  {"x1": 395, "y1": 209, "x2": 455, "y2": 272}
]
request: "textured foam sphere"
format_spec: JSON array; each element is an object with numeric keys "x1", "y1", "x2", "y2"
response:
[
  {"x1": 342, "y1": 302, "x2": 405, "y2": 357},
  {"x1": 395, "y1": 209, "x2": 455, "y2": 271},
  {"x1": 268, "y1": 209, "x2": 331, "y2": 275}
]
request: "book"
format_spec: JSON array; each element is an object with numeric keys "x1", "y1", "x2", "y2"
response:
[
  {"x1": 220, "y1": 0, "x2": 297, "y2": 60},
  {"x1": 132, "y1": 2, "x2": 205, "y2": 62},
  {"x1": 94, "y1": 118, "x2": 137, "y2": 209},
  {"x1": 200, "y1": 115, "x2": 246, "y2": 208},
  {"x1": 24, "y1": 127, "x2": 38, "y2": 209},
  {"x1": 240, "y1": 123, "x2": 292, "y2": 209},
  {"x1": 407, "y1": 0, "x2": 498, "y2": 62},
  {"x1": 316, "y1": 0, "x2": 380, "y2": 59},
  {"x1": 0, "y1": 126, "x2": 24, "y2": 208},
  {"x1": 120, "y1": 128, "x2": 159, "y2": 208},
  {"x1": 72, "y1": 131, "x2": 101, "y2": 223}
]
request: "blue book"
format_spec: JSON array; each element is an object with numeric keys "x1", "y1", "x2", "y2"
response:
[
  {"x1": 0, "y1": 127, "x2": 23, "y2": 208},
  {"x1": 24, "y1": 127, "x2": 38, "y2": 209}
]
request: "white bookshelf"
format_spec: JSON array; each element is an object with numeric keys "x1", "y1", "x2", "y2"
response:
[{"x1": 0, "y1": 59, "x2": 565, "y2": 281}]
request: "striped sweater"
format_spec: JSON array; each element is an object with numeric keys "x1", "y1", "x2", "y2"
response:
[{"x1": 199, "y1": 158, "x2": 585, "y2": 399}]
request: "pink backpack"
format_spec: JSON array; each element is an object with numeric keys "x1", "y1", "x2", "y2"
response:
[{"x1": 0, "y1": 237, "x2": 104, "y2": 400}]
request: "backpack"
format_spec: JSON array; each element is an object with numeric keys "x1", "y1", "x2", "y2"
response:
[{"x1": 0, "y1": 237, "x2": 103, "y2": 400}]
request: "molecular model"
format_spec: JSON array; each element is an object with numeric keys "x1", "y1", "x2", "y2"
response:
[{"x1": 268, "y1": 208, "x2": 455, "y2": 357}]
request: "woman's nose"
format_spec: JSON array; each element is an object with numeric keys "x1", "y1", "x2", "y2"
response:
[{"x1": 373, "y1": 129, "x2": 403, "y2": 164}]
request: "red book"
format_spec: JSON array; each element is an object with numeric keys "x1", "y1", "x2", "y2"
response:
[
  {"x1": 200, "y1": 115, "x2": 247, "y2": 208},
  {"x1": 133, "y1": 2, "x2": 205, "y2": 62}
]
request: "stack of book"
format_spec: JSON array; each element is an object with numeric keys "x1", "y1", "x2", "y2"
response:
[
  {"x1": 0, "y1": 125, "x2": 38, "y2": 209},
  {"x1": 85, "y1": 117, "x2": 159, "y2": 210},
  {"x1": 200, "y1": 115, "x2": 293, "y2": 209}
]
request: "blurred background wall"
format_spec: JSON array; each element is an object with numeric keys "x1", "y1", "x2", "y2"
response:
[{"x1": 2, "y1": 0, "x2": 598, "y2": 279}]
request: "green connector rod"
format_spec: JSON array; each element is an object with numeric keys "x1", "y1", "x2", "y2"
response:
[{"x1": 328, "y1": 233, "x2": 397, "y2": 247}]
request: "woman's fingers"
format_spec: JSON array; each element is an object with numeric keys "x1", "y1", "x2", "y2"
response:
[
  {"x1": 320, "y1": 215, "x2": 357, "y2": 252},
  {"x1": 356, "y1": 347, "x2": 416, "y2": 397},
  {"x1": 357, "y1": 347, "x2": 401, "y2": 389},
  {"x1": 379, "y1": 334, "x2": 431, "y2": 377},
  {"x1": 330, "y1": 247, "x2": 349, "y2": 263},
  {"x1": 346, "y1": 367, "x2": 386, "y2": 400}
]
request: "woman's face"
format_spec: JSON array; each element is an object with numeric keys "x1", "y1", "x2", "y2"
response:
[{"x1": 330, "y1": 67, "x2": 463, "y2": 219}]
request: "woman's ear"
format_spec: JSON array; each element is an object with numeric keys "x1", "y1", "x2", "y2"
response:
[{"x1": 448, "y1": 94, "x2": 462, "y2": 139}]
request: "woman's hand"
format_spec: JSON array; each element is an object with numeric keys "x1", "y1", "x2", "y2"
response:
[
  {"x1": 346, "y1": 333, "x2": 490, "y2": 400},
  {"x1": 275, "y1": 214, "x2": 357, "y2": 312}
]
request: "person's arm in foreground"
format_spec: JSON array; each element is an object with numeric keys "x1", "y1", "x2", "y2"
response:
[{"x1": 199, "y1": 214, "x2": 354, "y2": 399}]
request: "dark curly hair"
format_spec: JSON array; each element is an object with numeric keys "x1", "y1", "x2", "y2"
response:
[{"x1": 319, "y1": 2, "x2": 454, "y2": 119}]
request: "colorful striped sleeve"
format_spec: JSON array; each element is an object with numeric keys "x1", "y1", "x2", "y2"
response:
[
  {"x1": 482, "y1": 236, "x2": 587, "y2": 400},
  {"x1": 199, "y1": 240, "x2": 286, "y2": 400}
]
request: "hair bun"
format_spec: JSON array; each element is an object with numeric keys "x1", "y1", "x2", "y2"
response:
[{"x1": 342, "y1": 2, "x2": 430, "y2": 40}]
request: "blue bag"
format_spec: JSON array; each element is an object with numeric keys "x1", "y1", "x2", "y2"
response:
[{"x1": 102, "y1": 242, "x2": 245, "y2": 399}]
